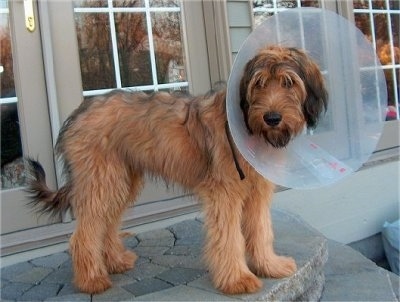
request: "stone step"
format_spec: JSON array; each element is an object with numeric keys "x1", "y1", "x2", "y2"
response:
[
  {"x1": 322, "y1": 239, "x2": 399, "y2": 301},
  {"x1": 1, "y1": 209, "x2": 399, "y2": 301}
]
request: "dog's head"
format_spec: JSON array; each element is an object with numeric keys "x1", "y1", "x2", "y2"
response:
[{"x1": 239, "y1": 46, "x2": 328, "y2": 148}]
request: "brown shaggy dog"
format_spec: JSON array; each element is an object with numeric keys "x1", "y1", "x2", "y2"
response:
[{"x1": 26, "y1": 46, "x2": 327, "y2": 295}]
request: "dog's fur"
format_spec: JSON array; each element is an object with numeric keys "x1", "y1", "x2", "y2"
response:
[{"x1": 26, "y1": 46, "x2": 327, "y2": 295}]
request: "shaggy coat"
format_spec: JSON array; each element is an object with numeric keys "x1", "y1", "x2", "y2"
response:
[{"x1": 27, "y1": 46, "x2": 327, "y2": 295}]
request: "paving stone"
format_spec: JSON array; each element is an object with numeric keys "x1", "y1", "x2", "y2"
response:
[
  {"x1": 57, "y1": 283, "x2": 81, "y2": 296},
  {"x1": 187, "y1": 275, "x2": 219, "y2": 294},
  {"x1": 1, "y1": 282, "x2": 33, "y2": 301},
  {"x1": 164, "y1": 245, "x2": 202, "y2": 257},
  {"x1": 135, "y1": 256, "x2": 151, "y2": 266},
  {"x1": 59, "y1": 257, "x2": 73, "y2": 270},
  {"x1": 45, "y1": 293, "x2": 91, "y2": 301},
  {"x1": 125, "y1": 261, "x2": 168, "y2": 281},
  {"x1": 110, "y1": 273, "x2": 137, "y2": 287},
  {"x1": 321, "y1": 238, "x2": 400, "y2": 301},
  {"x1": 195, "y1": 215, "x2": 205, "y2": 224},
  {"x1": 168, "y1": 220, "x2": 203, "y2": 242},
  {"x1": 42, "y1": 267, "x2": 74, "y2": 284},
  {"x1": 325, "y1": 240, "x2": 380, "y2": 275},
  {"x1": 133, "y1": 246, "x2": 170, "y2": 258},
  {"x1": 123, "y1": 235, "x2": 139, "y2": 249},
  {"x1": 92, "y1": 286, "x2": 133, "y2": 301},
  {"x1": 123, "y1": 278, "x2": 172, "y2": 296},
  {"x1": 322, "y1": 270, "x2": 397, "y2": 301},
  {"x1": 138, "y1": 236, "x2": 175, "y2": 247},
  {"x1": 151, "y1": 254, "x2": 205, "y2": 270},
  {"x1": 1, "y1": 278, "x2": 10, "y2": 288},
  {"x1": 136, "y1": 285, "x2": 239, "y2": 301},
  {"x1": 11, "y1": 266, "x2": 54, "y2": 284},
  {"x1": 156, "y1": 267, "x2": 206, "y2": 286},
  {"x1": 175, "y1": 236, "x2": 203, "y2": 246},
  {"x1": 30, "y1": 252, "x2": 70, "y2": 269},
  {"x1": 1, "y1": 262, "x2": 35, "y2": 281},
  {"x1": 387, "y1": 271, "x2": 400, "y2": 300},
  {"x1": 137, "y1": 229, "x2": 174, "y2": 242},
  {"x1": 19, "y1": 283, "x2": 61, "y2": 301}
]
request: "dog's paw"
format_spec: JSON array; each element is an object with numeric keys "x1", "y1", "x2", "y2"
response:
[
  {"x1": 218, "y1": 272, "x2": 262, "y2": 295},
  {"x1": 252, "y1": 255, "x2": 297, "y2": 279},
  {"x1": 106, "y1": 250, "x2": 137, "y2": 274},
  {"x1": 75, "y1": 274, "x2": 112, "y2": 294}
]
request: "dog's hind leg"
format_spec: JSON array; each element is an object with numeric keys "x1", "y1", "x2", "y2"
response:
[
  {"x1": 242, "y1": 180, "x2": 297, "y2": 279},
  {"x1": 103, "y1": 173, "x2": 144, "y2": 274},
  {"x1": 70, "y1": 211, "x2": 112, "y2": 294},
  {"x1": 200, "y1": 185, "x2": 262, "y2": 294},
  {"x1": 69, "y1": 156, "x2": 138, "y2": 294}
]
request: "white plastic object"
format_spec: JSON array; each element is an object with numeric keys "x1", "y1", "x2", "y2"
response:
[{"x1": 226, "y1": 8, "x2": 387, "y2": 189}]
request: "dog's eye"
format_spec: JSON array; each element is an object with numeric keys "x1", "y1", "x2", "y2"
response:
[
  {"x1": 256, "y1": 78, "x2": 265, "y2": 88},
  {"x1": 282, "y1": 77, "x2": 293, "y2": 89}
]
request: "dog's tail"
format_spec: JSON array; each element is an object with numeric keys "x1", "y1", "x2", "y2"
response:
[{"x1": 25, "y1": 158, "x2": 71, "y2": 219}]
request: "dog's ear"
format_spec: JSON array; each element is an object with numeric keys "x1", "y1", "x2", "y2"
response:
[
  {"x1": 240, "y1": 56, "x2": 265, "y2": 134},
  {"x1": 290, "y1": 48, "x2": 328, "y2": 129},
  {"x1": 303, "y1": 72, "x2": 328, "y2": 129}
]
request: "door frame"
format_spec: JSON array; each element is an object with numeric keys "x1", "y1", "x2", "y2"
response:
[{"x1": 1, "y1": 0, "x2": 57, "y2": 235}]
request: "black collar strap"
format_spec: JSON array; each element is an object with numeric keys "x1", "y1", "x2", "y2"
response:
[{"x1": 225, "y1": 122, "x2": 245, "y2": 180}]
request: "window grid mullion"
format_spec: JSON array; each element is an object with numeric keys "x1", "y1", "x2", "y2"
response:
[
  {"x1": 144, "y1": 0, "x2": 159, "y2": 91},
  {"x1": 384, "y1": 0, "x2": 399, "y2": 119},
  {"x1": 108, "y1": 0, "x2": 122, "y2": 89},
  {"x1": 366, "y1": 0, "x2": 378, "y2": 52}
]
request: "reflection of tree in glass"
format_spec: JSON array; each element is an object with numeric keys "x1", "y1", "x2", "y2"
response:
[
  {"x1": 75, "y1": 6, "x2": 116, "y2": 90},
  {"x1": 0, "y1": 23, "x2": 15, "y2": 98}
]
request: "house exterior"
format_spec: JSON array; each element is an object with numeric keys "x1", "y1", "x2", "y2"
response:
[{"x1": 1, "y1": 0, "x2": 399, "y2": 257}]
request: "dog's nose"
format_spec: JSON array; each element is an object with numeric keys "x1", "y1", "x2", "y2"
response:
[{"x1": 263, "y1": 112, "x2": 282, "y2": 127}]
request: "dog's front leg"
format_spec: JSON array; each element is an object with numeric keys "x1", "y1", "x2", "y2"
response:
[
  {"x1": 201, "y1": 186, "x2": 262, "y2": 294},
  {"x1": 242, "y1": 179, "x2": 297, "y2": 279}
]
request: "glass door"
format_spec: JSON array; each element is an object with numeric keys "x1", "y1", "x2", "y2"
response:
[
  {"x1": 1, "y1": 0, "x2": 57, "y2": 235},
  {"x1": 1, "y1": 0, "x2": 212, "y2": 248}
]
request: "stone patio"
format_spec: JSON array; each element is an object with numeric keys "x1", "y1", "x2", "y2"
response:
[{"x1": 1, "y1": 209, "x2": 399, "y2": 301}]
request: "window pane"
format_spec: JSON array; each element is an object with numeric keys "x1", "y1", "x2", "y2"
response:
[
  {"x1": 353, "y1": 0, "x2": 399, "y2": 120},
  {"x1": 0, "y1": 10, "x2": 14, "y2": 97},
  {"x1": 152, "y1": 11, "x2": 186, "y2": 85},
  {"x1": 1, "y1": 1, "x2": 25, "y2": 189},
  {"x1": 115, "y1": 12, "x2": 152, "y2": 87},
  {"x1": 371, "y1": 0, "x2": 387, "y2": 9},
  {"x1": 75, "y1": 12, "x2": 116, "y2": 91}
]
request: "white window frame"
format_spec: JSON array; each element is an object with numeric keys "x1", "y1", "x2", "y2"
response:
[{"x1": 73, "y1": 0, "x2": 189, "y2": 97}]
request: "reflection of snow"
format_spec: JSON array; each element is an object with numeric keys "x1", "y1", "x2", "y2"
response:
[{"x1": 167, "y1": 60, "x2": 185, "y2": 85}]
